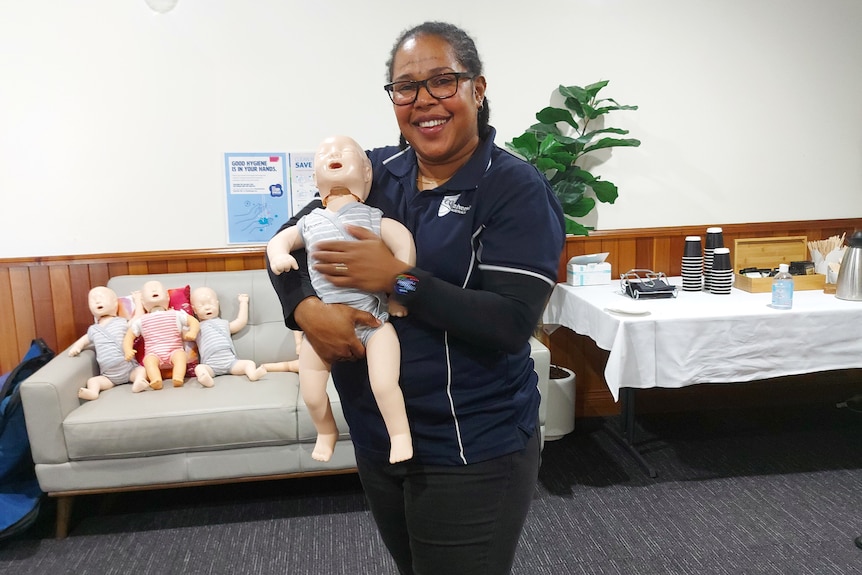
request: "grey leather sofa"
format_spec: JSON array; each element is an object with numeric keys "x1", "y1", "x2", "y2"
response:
[{"x1": 21, "y1": 269, "x2": 551, "y2": 538}]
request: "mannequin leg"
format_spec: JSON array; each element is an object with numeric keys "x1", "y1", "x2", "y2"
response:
[
  {"x1": 78, "y1": 375, "x2": 114, "y2": 400},
  {"x1": 130, "y1": 366, "x2": 149, "y2": 392},
  {"x1": 231, "y1": 359, "x2": 266, "y2": 381},
  {"x1": 195, "y1": 364, "x2": 216, "y2": 388},
  {"x1": 262, "y1": 360, "x2": 299, "y2": 373},
  {"x1": 298, "y1": 343, "x2": 338, "y2": 462},
  {"x1": 366, "y1": 324, "x2": 412, "y2": 463},
  {"x1": 143, "y1": 355, "x2": 163, "y2": 390},
  {"x1": 170, "y1": 349, "x2": 187, "y2": 387}
]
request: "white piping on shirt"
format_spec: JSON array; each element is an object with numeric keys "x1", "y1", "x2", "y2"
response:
[
  {"x1": 478, "y1": 264, "x2": 557, "y2": 287},
  {"x1": 443, "y1": 330, "x2": 468, "y2": 465},
  {"x1": 382, "y1": 148, "x2": 410, "y2": 165}
]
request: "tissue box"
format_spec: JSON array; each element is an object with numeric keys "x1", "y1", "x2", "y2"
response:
[{"x1": 567, "y1": 262, "x2": 612, "y2": 286}]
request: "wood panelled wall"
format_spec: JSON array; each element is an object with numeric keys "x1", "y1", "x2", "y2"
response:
[{"x1": 2, "y1": 218, "x2": 860, "y2": 408}]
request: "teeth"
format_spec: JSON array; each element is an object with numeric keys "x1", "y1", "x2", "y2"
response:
[{"x1": 418, "y1": 119, "x2": 447, "y2": 128}]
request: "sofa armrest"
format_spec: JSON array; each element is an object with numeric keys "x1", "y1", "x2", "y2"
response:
[
  {"x1": 21, "y1": 349, "x2": 99, "y2": 465},
  {"x1": 529, "y1": 336, "x2": 550, "y2": 430}
]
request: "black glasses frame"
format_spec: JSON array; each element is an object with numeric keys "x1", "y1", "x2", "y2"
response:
[{"x1": 383, "y1": 72, "x2": 474, "y2": 106}]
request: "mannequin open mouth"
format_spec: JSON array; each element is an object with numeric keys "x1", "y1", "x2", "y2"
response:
[{"x1": 329, "y1": 162, "x2": 343, "y2": 170}]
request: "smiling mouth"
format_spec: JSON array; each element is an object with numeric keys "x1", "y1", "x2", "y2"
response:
[
  {"x1": 329, "y1": 162, "x2": 343, "y2": 169},
  {"x1": 417, "y1": 118, "x2": 448, "y2": 128}
]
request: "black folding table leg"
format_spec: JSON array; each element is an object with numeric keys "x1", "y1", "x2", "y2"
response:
[{"x1": 605, "y1": 387, "x2": 657, "y2": 478}]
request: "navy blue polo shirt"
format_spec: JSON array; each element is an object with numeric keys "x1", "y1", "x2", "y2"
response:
[{"x1": 331, "y1": 128, "x2": 564, "y2": 465}]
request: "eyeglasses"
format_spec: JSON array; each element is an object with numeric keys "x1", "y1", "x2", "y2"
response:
[{"x1": 383, "y1": 72, "x2": 474, "y2": 106}]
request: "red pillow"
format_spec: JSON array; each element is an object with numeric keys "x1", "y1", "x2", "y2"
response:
[{"x1": 168, "y1": 285, "x2": 193, "y2": 316}]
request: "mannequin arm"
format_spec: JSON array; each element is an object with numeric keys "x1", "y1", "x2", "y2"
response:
[
  {"x1": 130, "y1": 290, "x2": 145, "y2": 320},
  {"x1": 229, "y1": 294, "x2": 250, "y2": 334},
  {"x1": 267, "y1": 226, "x2": 304, "y2": 275},
  {"x1": 68, "y1": 334, "x2": 91, "y2": 356},
  {"x1": 123, "y1": 327, "x2": 137, "y2": 360},
  {"x1": 183, "y1": 315, "x2": 201, "y2": 341},
  {"x1": 380, "y1": 218, "x2": 416, "y2": 268}
]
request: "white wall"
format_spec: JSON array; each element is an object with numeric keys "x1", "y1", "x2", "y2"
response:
[{"x1": 1, "y1": 0, "x2": 860, "y2": 258}]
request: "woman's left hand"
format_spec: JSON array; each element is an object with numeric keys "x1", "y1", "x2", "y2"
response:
[{"x1": 313, "y1": 225, "x2": 409, "y2": 293}]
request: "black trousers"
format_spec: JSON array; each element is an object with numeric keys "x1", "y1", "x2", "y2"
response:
[{"x1": 355, "y1": 430, "x2": 541, "y2": 575}]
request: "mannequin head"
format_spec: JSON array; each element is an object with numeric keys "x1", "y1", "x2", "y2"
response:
[
  {"x1": 88, "y1": 286, "x2": 119, "y2": 320},
  {"x1": 190, "y1": 286, "x2": 220, "y2": 321},
  {"x1": 141, "y1": 280, "x2": 169, "y2": 312},
  {"x1": 313, "y1": 135, "x2": 372, "y2": 205}
]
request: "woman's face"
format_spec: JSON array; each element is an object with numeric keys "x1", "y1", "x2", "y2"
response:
[{"x1": 390, "y1": 34, "x2": 486, "y2": 172}]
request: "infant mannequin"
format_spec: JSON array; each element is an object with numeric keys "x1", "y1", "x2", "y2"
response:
[
  {"x1": 267, "y1": 134, "x2": 416, "y2": 463},
  {"x1": 189, "y1": 286, "x2": 267, "y2": 386},
  {"x1": 68, "y1": 286, "x2": 148, "y2": 399},
  {"x1": 123, "y1": 280, "x2": 200, "y2": 390}
]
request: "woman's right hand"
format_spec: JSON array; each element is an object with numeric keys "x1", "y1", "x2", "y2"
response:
[{"x1": 294, "y1": 297, "x2": 380, "y2": 363}]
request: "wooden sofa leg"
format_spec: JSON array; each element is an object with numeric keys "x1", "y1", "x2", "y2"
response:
[{"x1": 55, "y1": 495, "x2": 74, "y2": 539}]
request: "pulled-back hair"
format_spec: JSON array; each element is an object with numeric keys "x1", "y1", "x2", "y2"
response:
[{"x1": 387, "y1": 21, "x2": 491, "y2": 149}]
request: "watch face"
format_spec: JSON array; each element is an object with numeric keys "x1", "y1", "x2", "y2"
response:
[{"x1": 394, "y1": 274, "x2": 418, "y2": 296}]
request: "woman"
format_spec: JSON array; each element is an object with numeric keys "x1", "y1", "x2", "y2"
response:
[{"x1": 268, "y1": 21, "x2": 564, "y2": 575}]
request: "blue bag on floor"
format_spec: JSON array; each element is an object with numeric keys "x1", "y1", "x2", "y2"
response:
[{"x1": 0, "y1": 338, "x2": 54, "y2": 541}]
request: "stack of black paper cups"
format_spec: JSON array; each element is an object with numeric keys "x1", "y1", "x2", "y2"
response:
[
  {"x1": 681, "y1": 236, "x2": 703, "y2": 291},
  {"x1": 710, "y1": 247, "x2": 733, "y2": 294},
  {"x1": 704, "y1": 227, "x2": 724, "y2": 292}
]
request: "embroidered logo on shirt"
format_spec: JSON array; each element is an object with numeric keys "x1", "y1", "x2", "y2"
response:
[{"x1": 437, "y1": 194, "x2": 470, "y2": 217}]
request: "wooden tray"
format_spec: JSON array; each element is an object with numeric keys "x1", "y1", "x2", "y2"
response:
[{"x1": 732, "y1": 236, "x2": 825, "y2": 292}]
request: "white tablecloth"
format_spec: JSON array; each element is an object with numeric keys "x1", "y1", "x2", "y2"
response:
[{"x1": 542, "y1": 280, "x2": 862, "y2": 401}]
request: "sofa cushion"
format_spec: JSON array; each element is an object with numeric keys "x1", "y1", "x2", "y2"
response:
[{"x1": 63, "y1": 373, "x2": 303, "y2": 461}]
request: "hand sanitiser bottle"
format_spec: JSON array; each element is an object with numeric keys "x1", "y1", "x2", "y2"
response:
[{"x1": 771, "y1": 263, "x2": 794, "y2": 309}]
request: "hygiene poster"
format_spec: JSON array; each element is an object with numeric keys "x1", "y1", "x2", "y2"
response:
[{"x1": 224, "y1": 152, "x2": 318, "y2": 244}]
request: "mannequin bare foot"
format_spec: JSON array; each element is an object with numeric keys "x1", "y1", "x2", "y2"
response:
[
  {"x1": 389, "y1": 434, "x2": 413, "y2": 464},
  {"x1": 78, "y1": 388, "x2": 98, "y2": 401},
  {"x1": 311, "y1": 433, "x2": 338, "y2": 462},
  {"x1": 149, "y1": 379, "x2": 163, "y2": 390},
  {"x1": 172, "y1": 378, "x2": 184, "y2": 388},
  {"x1": 247, "y1": 366, "x2": 267, "y2": 382},
  {"x1": 131, "y1": 379, "x2": 150, "y2": 393},
  {"x1": 197, "y1": 372, "x2": 214, "y2": 388}
]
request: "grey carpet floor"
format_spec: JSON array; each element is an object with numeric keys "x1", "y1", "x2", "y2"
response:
[{"x1": 1, "y1": 398, "x2": 861, "y2": 574}]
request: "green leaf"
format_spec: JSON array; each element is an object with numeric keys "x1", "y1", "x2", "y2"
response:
[
  {"x1": 527, "y1": 122, "x2": 560, "y2": 137},
  {"x1": 564, "y1": 219, "x2": 593, "y2": 236},
  {"x1": 563, "y1": 97, "x2": 586, "y2": 120},
  {"x1": 537, "y1": 134, "x2": 563, "y2": 156},
  {"x1": 581, "y1": 127, "x2": 629, "y2": 140},
  {"x1": 535, "y1": 106, "x2": 579, "y2": 130},
  {"x1": 583, "y1": 80, "x2": 610, "y2": 98},
  {"x1": 568, "y1": 167, "x2": 597, "y2": 184},
  {"x1": 507, "y1": 132, "x2": 540, "y2": 158},
  {"x1": 553, "y1": 180, "x2": 586, "y2": 211},
  {"x1": 590, "y1": 180, "x2": 619, "y2": 204},
  {"x1": 558, "y1": 84, "x2": 588, "y2": 102},
  {"x1": 567, "y1": 195, "x2": 596, "y2": 218},
  {"x1": 537, "y1": 156, "x2": 567, "y2": 173},
  {"x1": 582, "y1": 137, "x2": 641, "y2": 154},
  {"x1": 547, "y1": 150, "x2": 575, "y2": 166},
  {"x1": 597, "y1": 98, "x2": 639, "y2": 112}
]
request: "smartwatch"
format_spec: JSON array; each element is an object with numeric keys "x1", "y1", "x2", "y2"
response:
[{"x1": 393, "y1": 273, "x2": 419, "y2": 297}]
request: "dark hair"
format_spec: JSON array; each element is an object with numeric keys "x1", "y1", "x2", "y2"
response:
[{"x1": 387, "y1": 21, "x2": 491, "y2": 149}]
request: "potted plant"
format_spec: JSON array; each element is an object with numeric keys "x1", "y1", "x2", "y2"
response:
[{"x1": 506, "y1": 81, "x2": 640, "y2": 235}]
